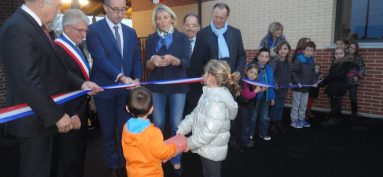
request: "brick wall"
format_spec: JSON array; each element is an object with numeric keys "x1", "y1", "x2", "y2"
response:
[
  {"x1": 0, "y1": 0, "x2": 23, "y2": 107},
  {"x1": 246, "y1": 48, "x2": 383, "y2": 118}
]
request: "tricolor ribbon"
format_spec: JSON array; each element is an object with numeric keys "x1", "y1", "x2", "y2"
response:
[
  {"x1": 0, "y1": 77, "x2": 321, "y2": 124},
  {"x1": 0, "y1": 78, "x2": 203, "y2": 124}
]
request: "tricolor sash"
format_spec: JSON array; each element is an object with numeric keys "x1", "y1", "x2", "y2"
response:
[{"x1": 54, "y1": 35, "x2": 90, "y2": 80}]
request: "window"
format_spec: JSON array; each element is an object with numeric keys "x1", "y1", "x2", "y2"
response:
[{"x1": 335, "y1": 0, "x2": 383, "y2": 42}]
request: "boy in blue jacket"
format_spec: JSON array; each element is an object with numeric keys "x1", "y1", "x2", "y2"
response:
[{"x1": 251, "y1": 48, "x2": 275, "y2": 141}]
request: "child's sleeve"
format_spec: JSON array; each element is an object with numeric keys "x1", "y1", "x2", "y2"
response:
[
  {"x1": 241, "y1": 82, "x2": 256, "y2": 99},
  {"x1": 177, "y1": 111, "x2": 195, "y2": 135},
  {"x1": 187, "y1": 102, "x2": 225, "y2": 151},
  {"x1": 150, "y1": 128, "x2": 177, "y2": 161},
  {"x1": 291, "y1": 58, "x2": 302, "y2": 84}
]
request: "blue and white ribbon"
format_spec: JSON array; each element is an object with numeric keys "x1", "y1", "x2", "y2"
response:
[{"x1": 0, "y1": 78, "x2": 203, "y2": 124}]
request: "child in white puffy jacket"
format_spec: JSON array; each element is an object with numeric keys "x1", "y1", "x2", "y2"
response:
[{"x1": 177, "y1": 59, "x2": 239, "y2": 177}]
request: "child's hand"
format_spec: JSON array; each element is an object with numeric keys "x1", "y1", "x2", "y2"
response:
[
  {"x1": 270, "y1": 99, "x2": 275, "y2": 106},
  {"x1": 254, "y1": 86, "x2": 262, "y2": 93},
  {"x1": 274, "y1": 84, "x2": 279, "y2": 89},
  {"x1": 298, "y1": 83, "x2": 302, "y2": 88},
  {"x1": 312, "y1": 83, "x2": 318, "y2": 88},
  {"x1": 165, "y1": 134, "x2": 188, "y2": 154}
]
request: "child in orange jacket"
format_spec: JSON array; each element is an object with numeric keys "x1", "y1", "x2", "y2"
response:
[{"x1": 122, "y1": 87, "x2": 187, "y2": 177}]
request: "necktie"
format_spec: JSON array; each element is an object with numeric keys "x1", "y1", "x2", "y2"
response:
[
  {"x1": 113, "y1": 25, "x2": 122, "y2": 56},
  {"x1": 189, "y1": 39, "x2": 194, "y2": 57},
  {"x1": 42, "y1": 25, "x2": 53, "y2": 44}
]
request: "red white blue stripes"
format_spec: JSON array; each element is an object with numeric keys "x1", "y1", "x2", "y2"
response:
[{"x1": 0, "y1": 78, "x2": 203, "y2": 124}]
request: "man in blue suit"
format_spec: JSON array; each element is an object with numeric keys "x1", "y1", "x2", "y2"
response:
[{"x1": 86, "y1": 0, "x2": 142, "y2": 176}]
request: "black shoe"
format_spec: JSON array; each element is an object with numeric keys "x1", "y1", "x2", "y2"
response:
[
  {"x1": 270, "y1": 124, "x2": 279, "y2": 134},
  {"x1": 321, "y1": 118, "x2": 340, "y2": 128},
  {"x1": 244, "y1": 140, "x2": 255, "y2": 148},
  {"x1": 276, "y1": 122, "x2": 287, "y2": 134}
]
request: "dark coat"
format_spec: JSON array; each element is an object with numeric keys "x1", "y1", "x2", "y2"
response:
[
  {"x1": 145, "y1": 29, "x2": 190, "y2": 94},
  {"x1": 0, "y1": 9, "x2": 83, "y2": 137},
  {"x1": 319, "y1": 57, "x2": 357, "y2": 97}
]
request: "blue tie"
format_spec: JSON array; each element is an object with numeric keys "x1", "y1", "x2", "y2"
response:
[{"x1": 113, "y1": 25, "x2": 122, "y2": 56}]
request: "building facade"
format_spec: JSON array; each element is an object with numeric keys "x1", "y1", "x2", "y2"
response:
[
  {"x1": 1, "y1": 0, "x2": 382, "y2": 118},
  {"x1": 132, "y1": 0, "x2": 383, "y2": 118}
]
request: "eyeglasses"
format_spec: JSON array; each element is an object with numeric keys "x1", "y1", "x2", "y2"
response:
[
  {"x1": 184, "y1": 24, "x2": 199, "y2": 29},
  {"x1": 68, "y1": 25, "x2": 88, "y2": 34},
  {"x1": 104, "y1": 3, "x2": 127, "y2": 14}
]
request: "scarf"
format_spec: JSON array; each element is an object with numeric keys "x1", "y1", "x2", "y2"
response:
[
  {"x1": 155, "y1": 27, "x2": 174, "y2": 52},
  {"x1": 210, "y1": 22, "x2": 230, "y2": 59}
]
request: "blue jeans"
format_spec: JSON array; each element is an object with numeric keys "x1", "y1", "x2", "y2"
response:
[
  {"x1": 251, "y1": 96, "x2": 270, "y2": 137},
  {"x1": 270, "y1": 97, "x2": 286, "y2": 121},
  {"x1": 238, "y1": 106, "x2": 255, "y2": 145},
  {"x1": 152, "y1": 92, "x2": 186, "y2": 165}
]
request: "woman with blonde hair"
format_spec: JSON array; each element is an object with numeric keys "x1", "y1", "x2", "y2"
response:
[{"x1": 145, "y1": 4, "x2": 190, "y2": 175}]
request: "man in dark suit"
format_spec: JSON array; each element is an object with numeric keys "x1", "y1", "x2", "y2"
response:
[
  {"x1": 53, "y1": 9, "x2": 92, "y2": 177},
  {"x1": 0, "y1": 0, "x2": 102, "y2": 177},
  {"x1": 86, "y1": 0, "x2": 142, "y2": 176},
  {"x1": 183, "y1": 13, "x2": 201, "y2": 114},
  {"x1": 188, "y1": 2, "x2": 246, "y2": 109}
]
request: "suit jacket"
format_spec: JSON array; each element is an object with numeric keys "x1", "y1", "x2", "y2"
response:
[
  {"x1": 188, "y1": 24, "x2": 246, "y2": 78},
  {"x1": 0, "y1": 9, "x2": 84, "y2": 137},
  {"x1": 86, "y1": 19, "x2": 142, "y2": 98},
  {"x1": 187, "y1": 25, "x2": 246, "y2": 106},
  {"x1": 145, "y1": 29, "x2": 190, "y2": 94},
  {"x1": 55, "y1": 39, "x2": 89, "y2": 123}
]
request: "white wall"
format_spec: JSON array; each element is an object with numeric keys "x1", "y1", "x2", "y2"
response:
[{"x1": 200, "y1": 0, "x2": 336, "y2": 49}]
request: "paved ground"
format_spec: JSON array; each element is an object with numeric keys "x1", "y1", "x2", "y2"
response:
[{"x1": 1, "y1": 111, "x2": 383, "y2": 177}]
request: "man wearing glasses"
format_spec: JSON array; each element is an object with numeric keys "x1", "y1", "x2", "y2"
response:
[
  {"x1": 182, "y1": 13, "x2": 201, "y2": 114},
  {"x1": 0, "y1": 0, "x2": 102, "y2": 177},
  {"x1": 53, "y1": 9, "x2": 94, "y2": 177},
  {"x1": 86, "y1": 0, "x2": 142, "y2": 177}
]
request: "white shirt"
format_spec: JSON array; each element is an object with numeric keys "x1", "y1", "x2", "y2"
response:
[
  {"x1": 63, "y1": 33, "x2": 76, "y2": 46},
  {"x1": 105, "y1": 16, "x2": 124, "y2": 55},
  {"x1": 21, "y1": 4, "x2": 42, "y2": 27},
  {"x1": 190, "y1": 36, "x2": 196, "y2": 53}
]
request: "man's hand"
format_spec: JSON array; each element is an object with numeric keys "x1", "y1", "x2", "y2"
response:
[
  {"x1": 81, "y1": 81, "x2": 103, "y2": 95},
  {"x1": 70, "y1": 115, "x2": 81, "y2": 130},
  {"x1": 56, "y1": 113, "x2": 72, "y2": 133},
  {"x1": 120, "y1": 76, "x2": 140, "y2": 89}
]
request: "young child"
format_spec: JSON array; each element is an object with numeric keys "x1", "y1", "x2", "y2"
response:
[
  {"x1": 332, "y1": 39, "x2": 349, "y2": 65},
  {"x1": 347, "y1": 42, "x2": 366, "y2": 119},
  {"x1": 252, "y1": 48, "x2": 275, "y2": 140},
  {"x1": 269, "y1": 41, "x2": 292, "y2": 134},
  {"x1": 290, "y1": 41, "x2": 317, "y2": 128},
  {"x1": 237, "y1": 64, "x2": 261, "y2": 147},
  {"x1": 320, "y1": 48, "x2": 357, "y2": 127},
  {"x1": 306, "y1": 64, "x2": 322, "y2": 119},
  {"x1": 177, "y1": 59, "x2": 239, "y2": 177},
  {"x1": 122, "y1": 87, "x2": 187, "y2": 177},
  {"x1": 292, "y1": 37, "x2": 311, "y2": 62}
]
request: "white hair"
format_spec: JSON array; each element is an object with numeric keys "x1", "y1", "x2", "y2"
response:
[{"x1": 62, "y1": 9, "x2": 90, "y2": 28}]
